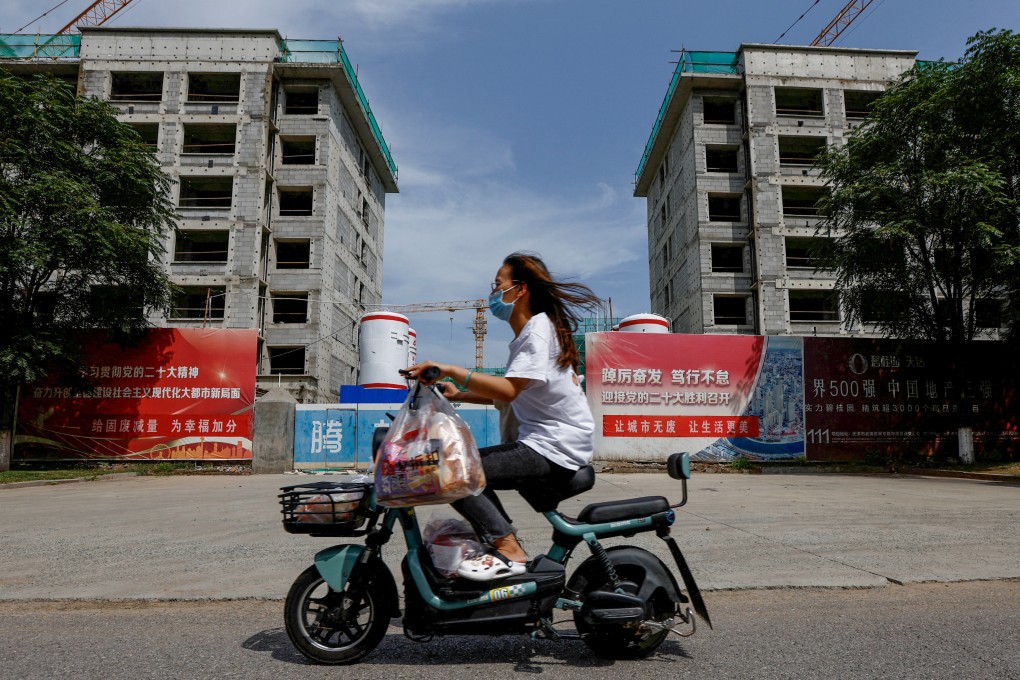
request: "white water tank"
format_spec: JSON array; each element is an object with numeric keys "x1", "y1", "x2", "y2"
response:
[
  {"x1": 617, "y1": 313, "x2": 670, "y2": 333},
  {"x1": 407, "y1": 327, "x2": 417, "y2": 366},
  {"x1": 359, "y1": 312, "x2": 410, "y2": 388}
]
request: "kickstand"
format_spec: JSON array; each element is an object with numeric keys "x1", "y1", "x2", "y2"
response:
[{"x1": 531, "y1": 618, "x2": 583, "y2": 642}]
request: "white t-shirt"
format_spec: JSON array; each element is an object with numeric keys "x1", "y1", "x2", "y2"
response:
[{"x1": 504, "y1": 313, "x2": 594, "y2": 470}]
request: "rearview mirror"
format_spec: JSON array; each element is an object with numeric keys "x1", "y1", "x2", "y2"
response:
[{"x1": 667, "y1": 452, "x2": 691, "y2": 480}]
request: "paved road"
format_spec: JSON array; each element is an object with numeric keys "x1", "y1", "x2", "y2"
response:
[
  {"x1": 1, "y1": 581, "x2": 1017, "y2": 680},
  {"x1": 1, "y1": 471, "x2": 1018, "y2": 599}
]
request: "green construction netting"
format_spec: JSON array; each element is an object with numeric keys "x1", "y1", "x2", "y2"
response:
[
  {"x1": 0, "y1": 34, "x2": 80, "y2": 59},
  {"x1": 281, "y1": 39, "x2": 397, "y2": 179},
  {"x1": 635, "y1": 51, "x2": 739, "y2": 182}
]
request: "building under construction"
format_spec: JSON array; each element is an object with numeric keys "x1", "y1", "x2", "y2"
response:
[
  {"x1": 635, "y1": 43, "x2": 929, "y2": 336},
  {"x1": 1, "y1": 27, "x2": 398, "y2": 402}
]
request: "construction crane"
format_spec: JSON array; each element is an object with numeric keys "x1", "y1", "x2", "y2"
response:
[
  {"x1": 811, "y1": 0, "x2": 875, "y2": 47},
  {"x1": 53, "y1": 0, "x2": 136, "y2": 35},
  {"x1": 383, "y1": 300, "x2": 488, "y2": 369}
]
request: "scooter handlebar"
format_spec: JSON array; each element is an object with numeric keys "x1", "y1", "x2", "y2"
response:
[{"x1": 399, "y1": 366, "x2": 442, "y2": 383}]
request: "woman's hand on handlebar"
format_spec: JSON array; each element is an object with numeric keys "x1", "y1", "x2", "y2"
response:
[{"x1": 401, "y1": 361, "x2": 446, "y2": 384}]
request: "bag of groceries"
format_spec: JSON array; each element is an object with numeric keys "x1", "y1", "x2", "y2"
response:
[
  {"x1": 422, "y1": 514, "x2": 484, "y2": 577},
  {"x1": 373, "y1": 383, "x2": 486, "y2": 507}
]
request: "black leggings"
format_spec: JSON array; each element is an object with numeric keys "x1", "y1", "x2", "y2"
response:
[{"x1": 451, "y1": 441, "x2": 573, "y2": 544}]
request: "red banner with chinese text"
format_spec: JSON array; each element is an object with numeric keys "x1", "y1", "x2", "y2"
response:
[
  {"x1": 14, "y1": 329, "x2": 257, "y2": 461},
  {"x1": 586, "y1": 332, "x2": 799, "y2": 461}
]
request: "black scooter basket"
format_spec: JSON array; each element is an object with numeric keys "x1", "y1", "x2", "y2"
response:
[{"x1": 279, "y1": 480, "x2": 374, "y2": 536}]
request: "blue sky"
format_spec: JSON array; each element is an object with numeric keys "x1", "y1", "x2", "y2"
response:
[{"x1": 4, "y1": 0, "x2": 1019, "y2": 368}]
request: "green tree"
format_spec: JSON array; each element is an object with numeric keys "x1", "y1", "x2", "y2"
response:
[
  {"x1": 816, "y1": 29, "x2": 1020, "y2": 342},
  {"x1": 0, "y1": 73, "x2": 176, "y2": 434}
]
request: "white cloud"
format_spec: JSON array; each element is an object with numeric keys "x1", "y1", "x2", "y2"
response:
[
  {"x1": 375, "y1": 105, "x2": 649, "y2": 367},
  {"x1": 383, "y1": 173, "x2": 645, "y2": 305}
]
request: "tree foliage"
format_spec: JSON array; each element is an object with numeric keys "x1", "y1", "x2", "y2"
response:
[
  {"x1": 816, "y1": 29, "x2": 1020, "y2": 343},
  {"x1": 0, "y1": 73, "x2": 177, "y2": 424}
]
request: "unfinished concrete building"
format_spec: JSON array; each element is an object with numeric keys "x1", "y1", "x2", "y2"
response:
[
  {"x1": 635, "y1": 44, "x2": 920, "y2": 336},
  {"x1": 2, "y1": 28, "x2": 398, "y2": 401}
]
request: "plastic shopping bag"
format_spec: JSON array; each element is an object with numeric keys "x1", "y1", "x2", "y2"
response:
[
  {"x1": 373, "y1": 383, "x2": 486, "y2": 507},
  {"x1": 423, "y1": 514, "x2": 483, "y2": 577}
]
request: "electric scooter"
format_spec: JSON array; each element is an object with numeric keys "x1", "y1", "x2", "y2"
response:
[{"x1": 278, "y1": 373, "x2": 711, "y2": 665}]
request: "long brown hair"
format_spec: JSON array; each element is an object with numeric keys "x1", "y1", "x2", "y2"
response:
[{"x1": 503, "y1": 252, "x2": 603, "y2": 371}]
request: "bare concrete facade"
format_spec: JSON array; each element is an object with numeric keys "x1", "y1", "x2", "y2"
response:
[
  {"x1": 635, "y1": 44, "x2": 918, "y2": 336},
  {"x1": 7, "y1": 28, "x2": 398, "y2": 402}
]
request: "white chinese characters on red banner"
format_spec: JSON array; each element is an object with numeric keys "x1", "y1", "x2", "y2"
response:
[
  {"x1": 15, "y1": 329, "x2": 258, "y2": 461},
  {"x1": 602, "y1": 415, "x2": 760, "y2": 438},
  {"x1": 585, "y1": 333, "x2": 797, "y2": 462}
]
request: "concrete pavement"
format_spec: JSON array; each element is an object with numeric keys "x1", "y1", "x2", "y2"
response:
[{"x1": 0, "y1": 471, "x2": 1018, "y2": 600}]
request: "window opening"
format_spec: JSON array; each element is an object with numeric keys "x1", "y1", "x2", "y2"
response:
[
  {"x1": 703, "y1": 98, "x2": 736, "y2": 124},
  {"x1": 713, "y1": 296, "x2": 747, "y2": 325},
  {"x1": 789, "y1": 290, "x2": 839, "y2": 321},
  {"x1": 178, "y1": 177, "x2": 233, "y2": 209},
  {"x1": 174, "y1": 230, "x2": 229, "y2": 263},
  {"x1": 128, "y1": 123, "x2": 159, "y2": 149},
  {"x1": 708, "y1": 195, "x2": 741, "y2": 221},
  {"x1": 711, "y1": 244, "x2": 743, "y2": 272},
  {"x1": 272, "y1": 293, "x2": 309, "y2": 324},
  {"x1": 775, "y1": 87, "x2": 824, "y2": 117},
  {"x1": 110, "y1": 72, "x2": 163, "y2": 102},
  {"x1": 279, "y1": 187, "x2": 313, "y2": 216},
  {"x1": 187, "y1": 73, "x2": 240, "y2": 103},
  {"x1": 778, "y1": 136, "x2": 827, "y2": 167},
  {"x1": 269, "y1": 346, "x2": 306, "y2": 375},
  {"x1": 844, "y1": 90, "x2": 881, "y2": 119},
  {"x1": 785, "y1": 237, "x2": 827, "y2": 269},
  {"x1": 182, "y1": 124, "x2": 236, "y2": 155},
  {"x1": 281, "y1": 137, "x2": 316, "y2": 165},
  {"x1": 171, "y1": 287, "x2": 225, "y2": 319},
  {"x1": 782, "y1": 187, "x2": 825, "y2": 217},
  {"x1": 284, "y1": 89, "x2": 318, "y2": 115},
  {"x1": 706, "y1": 147, "x2": 739, "y2": 173},
  {"x1": 275, "y1": 240, "x2": 311, "y2": 269}
]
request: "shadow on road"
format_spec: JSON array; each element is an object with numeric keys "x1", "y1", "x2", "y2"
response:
[{"x1": 242, "y1": 626, "x2": 693, "y2": 668}]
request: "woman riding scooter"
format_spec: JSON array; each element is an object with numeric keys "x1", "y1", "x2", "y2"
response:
[{"x1": 404, "y1": 252, "x2": 602, "y2": 581}]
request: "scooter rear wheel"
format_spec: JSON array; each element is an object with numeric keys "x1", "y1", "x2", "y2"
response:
[
  {"x1": 573, "y1": 564, "x2": 673, "y2": 659},
  {"x1": 284, "y1": 564, "x2": 390, "y2": 665}
]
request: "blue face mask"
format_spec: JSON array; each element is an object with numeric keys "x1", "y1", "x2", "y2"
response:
[{"x1": 488, "y1": 284, "x2": 519, "y2": 321}]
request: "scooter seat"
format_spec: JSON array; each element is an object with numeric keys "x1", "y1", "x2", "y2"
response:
[
  {"x1": 518, "y1": 465, "x2": 596, "y2": 512},
  {"x1": 576, "y1": 496, "x2": 670, "y2": 524}
]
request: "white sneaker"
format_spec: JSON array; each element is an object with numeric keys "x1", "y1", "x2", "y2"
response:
[{"x1": 456, "y1": 553, "x2": 527, "y2": 581}]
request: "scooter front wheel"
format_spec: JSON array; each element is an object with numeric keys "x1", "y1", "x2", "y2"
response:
[{"x1": 284, "y1": 564, "x2": 390, "y2": 665}]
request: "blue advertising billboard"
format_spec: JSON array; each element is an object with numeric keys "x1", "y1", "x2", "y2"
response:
[{"x1": 294, "y1": 401, "x2": 501, "y2": 469}]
